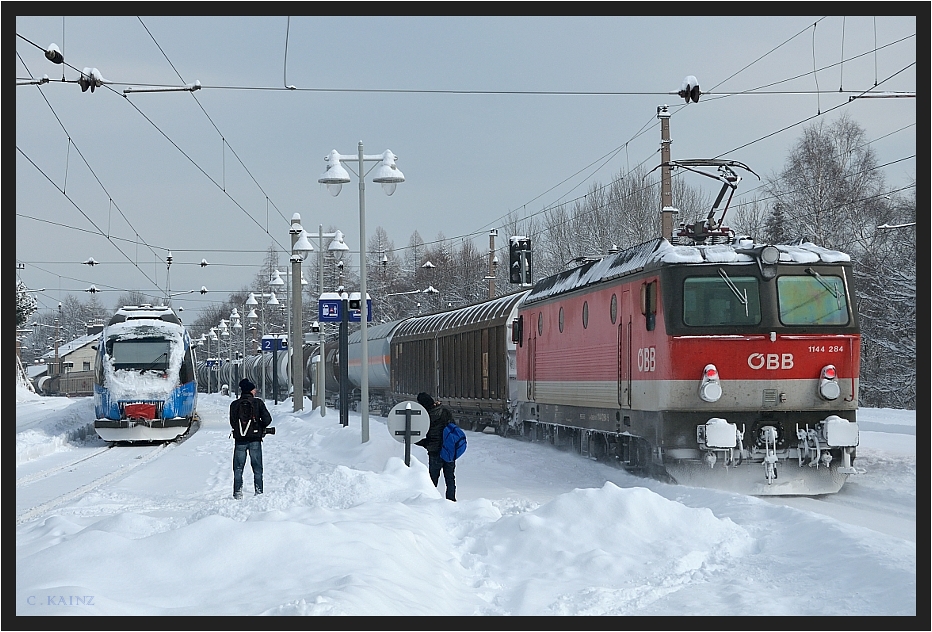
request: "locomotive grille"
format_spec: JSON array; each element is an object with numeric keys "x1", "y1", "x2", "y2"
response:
[
  {"x1": 119, "y1": 400, "x2": 164, "y2": 419},
  {"x1": 762, "y1": 389, "x2": 778, "y2": 407}
]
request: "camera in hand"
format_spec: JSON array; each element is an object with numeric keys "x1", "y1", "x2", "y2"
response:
[{"x1": 263, "y1": 427, "x2": 276, "y2": 436}]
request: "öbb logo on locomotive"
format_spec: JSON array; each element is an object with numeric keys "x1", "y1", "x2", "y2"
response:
[{"x1": 747, "y1": 353, "x2": 794, "y2": 370}]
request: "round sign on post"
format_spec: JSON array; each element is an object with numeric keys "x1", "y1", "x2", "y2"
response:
[{"x1": 387, "y1": 400, "x2": 430, "y2": 466}]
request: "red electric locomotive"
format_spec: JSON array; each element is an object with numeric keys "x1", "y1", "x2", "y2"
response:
[{"x1": 513, "y1": 163, "x2": 860, "y2": 496}]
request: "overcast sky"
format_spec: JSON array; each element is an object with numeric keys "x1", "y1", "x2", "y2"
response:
[{"x1": 16, "y1": 15, "x2": 916, "y2": 322}]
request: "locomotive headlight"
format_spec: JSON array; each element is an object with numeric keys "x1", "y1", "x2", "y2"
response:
[
  {"x1": 699, "y1": 364, "x2": 722, "y2": 402},
  {"x1": 760, "y1": 245, "x2": 780, "y2": 265},
  {"x1": 819, "y1": 364, "x2": 841, "y2": 400}
]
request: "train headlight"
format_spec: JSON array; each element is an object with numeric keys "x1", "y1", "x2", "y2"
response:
[
  {"x1": 819, "y1": 364, "x2": 840, "y2": 400},
  {"x1": 760, "y1": 245, "x2": 780, "y2": 265},
  {"x1": 699, "y1": 364, "x2": 722, "y2": 402}
]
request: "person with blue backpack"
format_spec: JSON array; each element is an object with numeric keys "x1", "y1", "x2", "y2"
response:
[{"x1": 415, "y1": 392, "x2": 465, "y2": 502}]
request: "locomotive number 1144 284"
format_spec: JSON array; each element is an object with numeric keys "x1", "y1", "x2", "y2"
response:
[{"x1": 809, "y1": 345, "x2": 844, "y2": 353}]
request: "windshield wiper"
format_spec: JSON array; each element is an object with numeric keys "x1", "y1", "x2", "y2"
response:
[
  {"x1": 718, "y1": 268, "x2": 749, "y2": 318},
  {"x1": 139, "y1": 351, "x2": 168, "y2": 374},
  {"x1": 805, "y1": 267, "x2": 839, "y2": 298}
]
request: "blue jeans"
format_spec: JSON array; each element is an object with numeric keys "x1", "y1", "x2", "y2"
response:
[
  {"x1": 428, "y1": 452, "x2": 456, "y2": 501},
  {"x1": 233, "y1": 440, "x2": 263, "y2": 495}
]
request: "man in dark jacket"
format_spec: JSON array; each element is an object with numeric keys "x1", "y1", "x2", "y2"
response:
[
  {"x1": 230, "y1": 378, "x2": 272, "y2": 499},
  {"x1": 415, "y1": 392, "x2": 456, "y2": 501}
]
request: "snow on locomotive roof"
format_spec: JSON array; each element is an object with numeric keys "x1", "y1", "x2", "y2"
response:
[
  {"x1": 105, "y1": 318, "x2": 185, "y2": 340},
  {"x1": 660, "y1": 240, "x2": 851, "y2": 264},
  {"x1": 525, "y1": 238, "x2": 851, "y2": 304},
  {"x1": 107, "y1": 304, "x2": 182, "y2": 326}
]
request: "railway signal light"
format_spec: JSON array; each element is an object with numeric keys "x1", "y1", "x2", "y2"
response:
[{"x1": 509, "y1": 237, "x2": 532, "y2": 285}]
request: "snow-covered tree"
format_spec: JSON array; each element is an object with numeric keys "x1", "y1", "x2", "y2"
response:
[
  {"x1": 16, "y1": 280, "x2": 38, "y2": 329},
  {"x1": 767, "y1": 115, "x2": 914, "y2": 409}
]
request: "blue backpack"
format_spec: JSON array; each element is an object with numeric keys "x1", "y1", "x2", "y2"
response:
[{"x1": 441, "y1": 422, "x2": 467, "y2": 462}]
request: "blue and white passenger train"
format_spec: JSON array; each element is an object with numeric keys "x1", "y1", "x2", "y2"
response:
[{"x1": 94, "y1": 305, "x2": 198, "y2": 442}]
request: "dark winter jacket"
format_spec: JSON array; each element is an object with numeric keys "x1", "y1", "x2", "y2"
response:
[
  {"x1": 416, "y1": 403, "x2": 453, "y2": 454},
  {"x1": 230, "y1": 393, "x2": 272, "y2": 443}
]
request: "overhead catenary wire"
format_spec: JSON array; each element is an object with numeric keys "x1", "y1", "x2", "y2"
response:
[
  {"x1": 135, "y1": 17, "x2": 292, "y2": 231},
  {"x1": 16, "y1": 146, "x2": 161, "y2": 291},
  {"x1": 17, "y1": 29, "x2": 293, "y2": 254},
  {"x1": 15, "y1": 18, "x2": 914, "y2": 317}
]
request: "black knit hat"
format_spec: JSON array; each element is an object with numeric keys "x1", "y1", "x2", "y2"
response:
[
  {"x1": 239, "y1": 378, "x2": 256, "y2": 394},
  {"x1": 417, "y1": 392, "x2": 435, "y2": 410}
]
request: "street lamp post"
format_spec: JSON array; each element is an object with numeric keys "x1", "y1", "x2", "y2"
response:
[
  {"x1": 230, "y1": 308, "x2": 242, "y2": 389},
  {"x1": 289, "y1": 216, "x2": 315, "y2": 413},
  {"x1": 246, "y1": 291, "x2": 280, "y2": 399},
  {"x1": 302, "y1": 224, "x2": 350, "y2": 417},
  {"x1": 290, "y1": 216, "x2": 303, "y2": 413},
  {"x1": 218, "y1": 319, "x2": 230, "y2": 393},
  {"x1": 208, "y1": 328, "x2": 218, "y2": 394},
  {"x1": 271, "y1": 265, "x2": 307, "y2": 409},
  {"x1": 266, "y1": 290, "x2": 281, "y2": 402},
  {"x1": 318, "y1": 142, "x2": 404, "y2": 443}
]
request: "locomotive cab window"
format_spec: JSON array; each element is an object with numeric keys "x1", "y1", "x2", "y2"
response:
[
  {"x1": 683, "y1": 274, "x2": 761, "y2": 327},
  {"x1": 179, "y1": 345, "x2": 195, "y2": 384},
  {"x1": 777, "y1": 273, "x2": 849, "y2": 325},
  {"x1": 640, "y1": 281, "x2": 657, "y2": 331}
]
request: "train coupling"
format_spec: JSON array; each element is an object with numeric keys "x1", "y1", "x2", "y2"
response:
[{"x1": 795, "y1": 415, "x2": 859, "y2": 475}]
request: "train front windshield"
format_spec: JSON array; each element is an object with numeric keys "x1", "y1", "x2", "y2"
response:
[
  {"x1": 683, "y1": 275, "x2": 762, "y2": 327},
  {"x1": 777, "y1": 274, "x2": 849, "y2": 326},
  {"x1": 108, "y1": 338, "x2": 172, "y2": 372}
]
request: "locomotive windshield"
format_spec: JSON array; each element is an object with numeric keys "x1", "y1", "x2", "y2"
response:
[
  {"x1": 777, "y1": 273, "x2": 849, "y2": 325},
  {"x1": 107, "y1": 337, "x2": 171, "y2": 372},
  {"x1": 683, "y1": 275, "x2": 761, "y2": 326}
]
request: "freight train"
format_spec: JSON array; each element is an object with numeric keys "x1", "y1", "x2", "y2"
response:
[
  {"x1": 322, "y1": 230, "x2": 861, "y2": 496},
  {"x1": 197, "y1": 229, "x2": 861, "y2": 497},
  {"x1": 352, "y1": 161, "x2": 861, "y2": 496},
  {"x1": 195, "y1": 154, "x2": 861, "y2": 495},
  {"x1": 94, "y1": 305, "x2": 198, "y2": 442},
  {"x1": 196, "y1": 244, "x2": 861, "y2": 496}
]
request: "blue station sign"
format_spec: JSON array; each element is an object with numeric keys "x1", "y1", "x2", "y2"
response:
[
  {"x1": 261, "y1": 335, "x2": 288, "y2": 352},
  {"x1": 318, "y1": 297, "x2": 342, "y2": 323},
  {"x1": 348, "y1": 292, "x2": 372, "y2": 323}
]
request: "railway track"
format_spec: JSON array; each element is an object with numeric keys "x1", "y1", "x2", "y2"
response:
[
  {"x1": 15, "y1": 419, "x2": 200, "y2": 526},
  {"x1": 16, "y1": 445, "x2": 115, "y2": 488}
]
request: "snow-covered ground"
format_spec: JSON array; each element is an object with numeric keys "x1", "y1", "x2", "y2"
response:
[{"x1": 16, "y1": 386, "x2": 915, "y2": 616}]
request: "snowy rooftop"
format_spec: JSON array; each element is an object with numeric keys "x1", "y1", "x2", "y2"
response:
[{"x1": 38, "y1": 333, "x2": 99, "y2": 361}]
